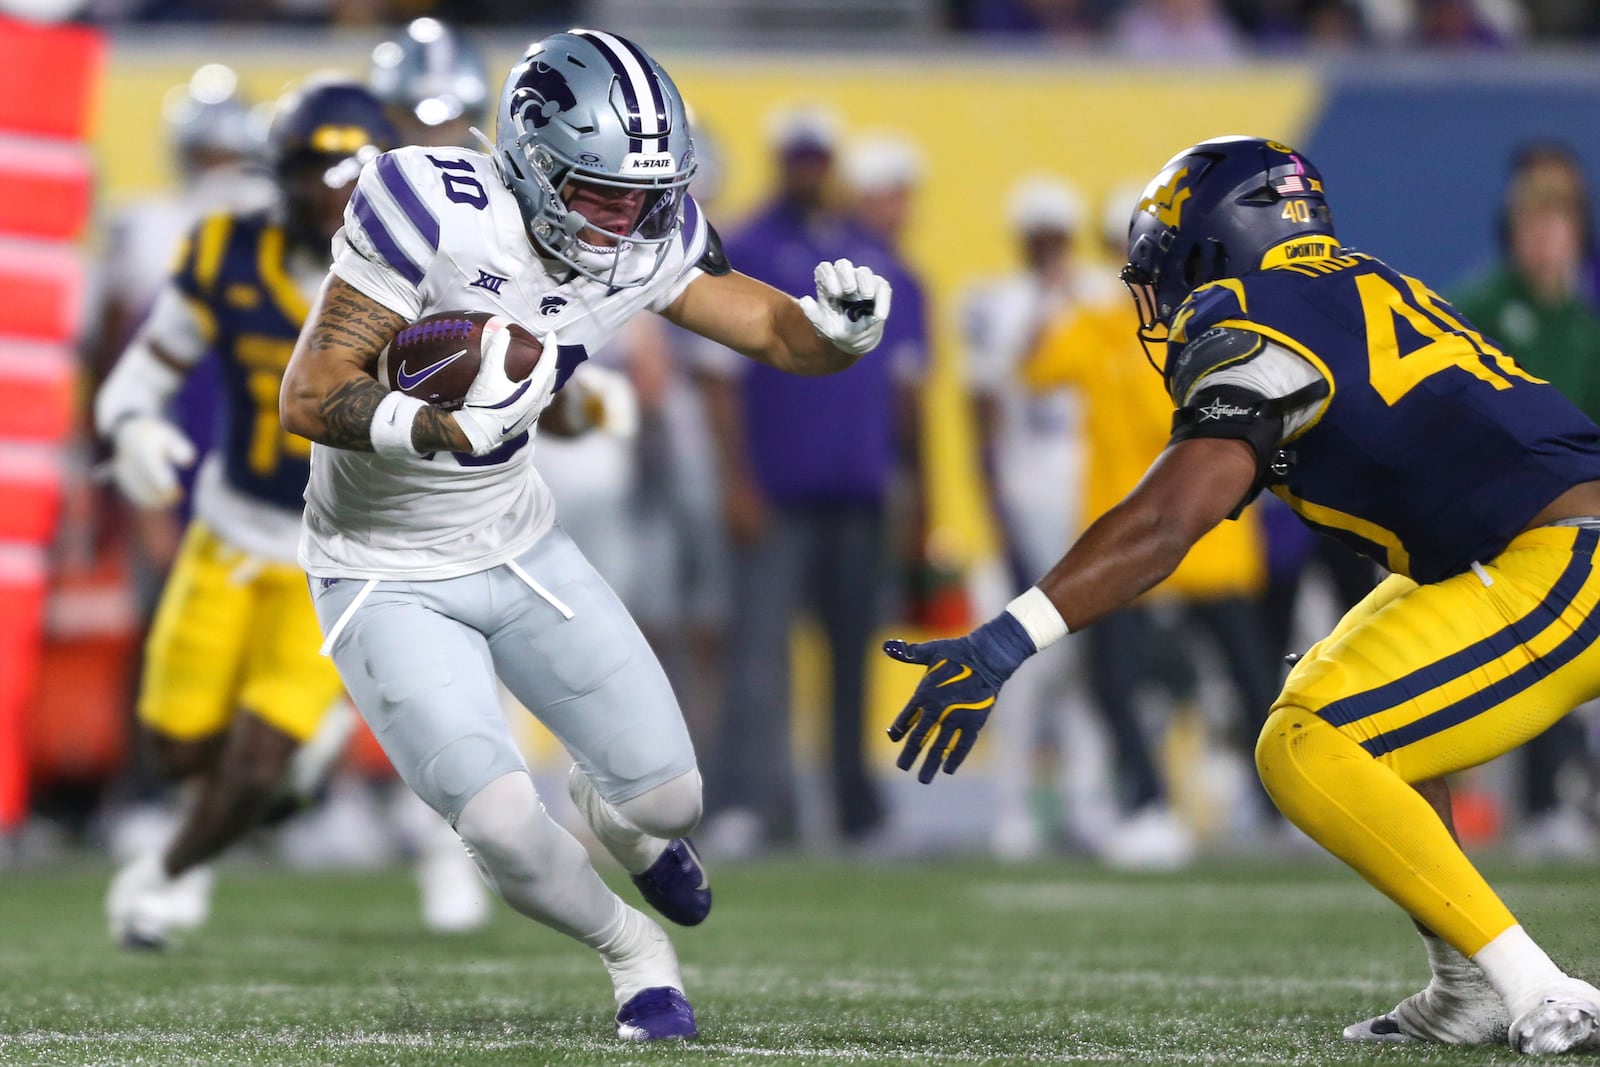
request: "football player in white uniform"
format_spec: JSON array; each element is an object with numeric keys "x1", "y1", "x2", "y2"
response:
[{"x1": 280, "y1": 30, "x2": 891, "y2": 1041}]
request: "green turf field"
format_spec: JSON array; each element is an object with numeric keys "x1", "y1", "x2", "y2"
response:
[{"x1": 3, "y1": 856, "x2": 1599, "y2": 1065}]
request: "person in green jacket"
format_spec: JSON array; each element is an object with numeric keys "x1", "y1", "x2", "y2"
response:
[{"x1": 1454, "y1": 140, "x2": 1600, "y2": 861}]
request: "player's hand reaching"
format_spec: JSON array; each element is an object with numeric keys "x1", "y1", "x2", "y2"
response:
[
  {"x1": 453, "y1": 324, "x2": 562, "y2": 456},
  {"x1": 799, "y1": 258, "x2": 892, "y2": 358},
  {"x1": 108, "y1": 415, "x2": 197, "y2": 509},
  {"x1": 883, "y1": 612, "x2": 1038, "y2": 783}
]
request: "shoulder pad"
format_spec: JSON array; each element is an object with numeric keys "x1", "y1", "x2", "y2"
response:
[
  {"x1": 341, "y1": 149, "x2": 447, "y2": 288},
  {"x1": 1166, "y1": 326, "x2": 1265, "y2": 405},
  {"x1": 696, "y1": 221, "x2": 730, "y2": 277}
]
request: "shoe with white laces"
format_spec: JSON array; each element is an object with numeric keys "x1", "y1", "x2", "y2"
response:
[
  {"x1": 568, "y1": 765, "x2": 711, "y2": 926},
  {"x1": 1509, "y1": 977, "x2": 1600, "y2": 1055}
]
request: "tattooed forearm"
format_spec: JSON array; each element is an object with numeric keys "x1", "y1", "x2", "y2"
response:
[
  {"x1": 308, "y1": 283, "x2": 405, "y2": 367},
  {"x1": 283, "y1": 274, "x2": 466, "y2": 449},
  {"x1": 316, "y1": 377, "x2": 470, "y2": 453},
  {"x1": 413, "y1": 404, "x2": 471, "y2": 454},
  {"x1": 318, "y1": 377, "x2": 388, "y2": 451}
]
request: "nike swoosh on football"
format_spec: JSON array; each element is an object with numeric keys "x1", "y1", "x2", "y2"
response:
[{"x1": 396, "y1": 348, "x2": 469, "y2": 391}]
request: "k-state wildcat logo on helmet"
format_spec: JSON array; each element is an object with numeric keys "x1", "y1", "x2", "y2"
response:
[{"x1": 510, "y1": 61, "x2": 578, "y2": 130}]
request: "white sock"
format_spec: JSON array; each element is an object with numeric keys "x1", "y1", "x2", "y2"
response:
[
  {"x1": 595, "y1": 905, "x2": 682, "y2": 1007},
  {"x1": 454, "y1": 772, "x2": 623, "y2": 946},
  {"x1": 1473, "y1": 925, "x2": 1566, "y2": 1018}
]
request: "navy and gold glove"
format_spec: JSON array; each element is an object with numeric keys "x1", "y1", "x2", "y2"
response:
[{"x1": 883, "y1": 613, "x2": 1037, "y2": 784}]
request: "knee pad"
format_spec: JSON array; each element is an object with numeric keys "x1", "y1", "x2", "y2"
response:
[
  {"x1": 414, "y1": 731, "x2": 529, "y2": 827},
  {"x1": 615, "y1": 768, "x2": 702, "y2": 840}
]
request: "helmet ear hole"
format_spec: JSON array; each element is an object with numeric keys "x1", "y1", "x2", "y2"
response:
[{"x1": 1182, "y1": 245, "x2": 1207, "y2": 288}]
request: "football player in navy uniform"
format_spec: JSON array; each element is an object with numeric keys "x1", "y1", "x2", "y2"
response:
[
  {"x1": 97, "y1": 80, "x2": 396, "y2": 948},
  {"x1": 280, "y1": 31, "x2": 891, "y2": 1041},
  {"x1": 884, "y1": 136, "x2": 1600, "y2": 1055}
]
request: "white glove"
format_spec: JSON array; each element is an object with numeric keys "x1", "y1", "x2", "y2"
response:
[
  {"x1": 452, "y1": 322, "x2": 562, "y2": 457},
  {"x1": 562, "y1": 364, "x2": 639, "y2": 439},
  {"x1": 798, "y1": 258, "x2": 894, "y2": 357},
  {"x1": 108, "y1": 415, "x2": 196, "y2": 509}
]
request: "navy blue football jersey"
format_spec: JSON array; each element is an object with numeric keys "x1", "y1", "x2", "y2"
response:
[
  {"x1": 171, "y1": 210, "x2": 314, "y2": 511},
  {"x1": 1166, "y1": 252, "x2": 1600, "y2": 583}
]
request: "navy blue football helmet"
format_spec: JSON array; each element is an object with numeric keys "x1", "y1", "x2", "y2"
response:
[
  {"x1": 267, "y1": 76, "x2": 396, "y2": 183},
  {"x1": 1121, "y1": 136, "x2": 1337, "y2": 346},
  {"x1": 267, "y1": 77, "x2": 397, "y2": 251}
]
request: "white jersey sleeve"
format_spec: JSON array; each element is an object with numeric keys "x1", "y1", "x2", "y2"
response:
[{"x1": 331, "y1": 148, "x2": 449, "y2": 320}]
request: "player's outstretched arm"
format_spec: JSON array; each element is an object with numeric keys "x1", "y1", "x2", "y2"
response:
[
  {"x1": 282, "y1": 276, "x2": 469, "y2": 454},
  {"x1": 883, "y1": 437, "x2": 1257, "y2": 782},
  {"x1": 661, "y1": 258, "x2": 891, "y2": 377},
  {"x1": 1033, "y1": 437, "x2": 1257, "y2": 629}
]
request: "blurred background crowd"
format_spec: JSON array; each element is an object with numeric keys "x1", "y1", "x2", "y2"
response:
[
  {"x1": 5, "y1": 1, "x2": 1600, "y2": 915},
  {"x1": 38, "y1": 0, "x2": 1600, "y2": 52}
]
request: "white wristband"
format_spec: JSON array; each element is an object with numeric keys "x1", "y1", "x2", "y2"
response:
[
  {"x1": 1005, "y1": 586, "x2": 1070, "y2": 650},
  {"x1": 369, "y1": 391, "x2": 427, "y2": 458}
]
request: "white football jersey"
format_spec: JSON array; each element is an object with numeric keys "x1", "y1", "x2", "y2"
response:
[{"x1": 300, "y1": 145, "x2": 711, "y2": 580}]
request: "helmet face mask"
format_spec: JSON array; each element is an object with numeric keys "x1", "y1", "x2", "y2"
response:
[
  {"x1": 494, "y1": 30, "x2": 696, "y2": 289},
  {"x1": 1119, "y1": 136, "x2": 1337, "y2": 375}
]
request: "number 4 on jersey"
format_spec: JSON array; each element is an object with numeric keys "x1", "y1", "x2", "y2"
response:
[{"x1": 1357, "y1": 273, "x2": 1544, "y2": 405}]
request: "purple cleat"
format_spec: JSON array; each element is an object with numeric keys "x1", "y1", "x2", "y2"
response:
[
  {"x1": 615, "y1": 986, "x2": 698, "y2": 1041},
  {"x1": 632, "y1": 838, "x2": 712, "y2": 927}
]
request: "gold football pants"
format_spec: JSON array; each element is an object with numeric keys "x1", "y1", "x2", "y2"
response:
[
  {"x1": 1257, "y1": 524, "x2": 1600, "y2": 954},
  {"x1": 140, "y1": 522, "x2": 342, "y2": 744}
]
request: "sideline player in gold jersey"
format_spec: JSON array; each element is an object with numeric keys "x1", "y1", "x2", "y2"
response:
[
  {"x1": 96, "y1": 80, "x2": 403, "y2": 947},
  {"x1": 884, "y1": 136, "x2": 1600, "y2": 1055}
]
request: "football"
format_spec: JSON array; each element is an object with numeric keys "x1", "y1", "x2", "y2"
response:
[{"x1": 378, "y1": 310, "x2": 543, "y2": 410}]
